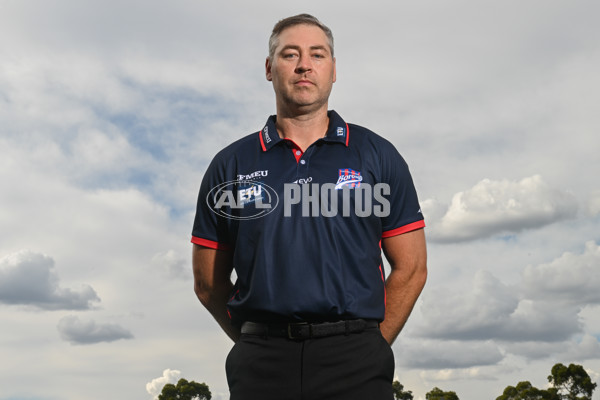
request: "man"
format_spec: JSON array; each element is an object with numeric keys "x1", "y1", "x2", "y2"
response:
[{"x1": 192, "y1": 14, "x2": 427, "y2": 400}]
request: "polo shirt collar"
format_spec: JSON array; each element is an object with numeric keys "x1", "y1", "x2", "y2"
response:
[{"x1": 259, "y1": 110, "x2": 349, "y2": 152}]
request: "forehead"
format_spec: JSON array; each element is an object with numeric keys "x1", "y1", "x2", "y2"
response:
[{"x1": 275, "y1": 24, "x2": 331, "y2": 52}]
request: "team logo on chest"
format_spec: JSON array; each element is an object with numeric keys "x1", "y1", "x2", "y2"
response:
[{"x1": 335, "y1": 168, "x2": 362, "y2": 189}]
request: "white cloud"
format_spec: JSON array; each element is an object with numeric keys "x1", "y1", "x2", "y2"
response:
[
  {"x1": 413, "y1": 239, "x2": 600, "y2": 373},
  {"x1": 146, "y1": 369, "x2": 182, "y2": 400},
  {"x1": 503, "y1": 341, "x2": 561, "y2": 361},
  {"x1": 398, "y1": 338, "x2": 504, "y2": 369},
  {"x1": 0, "y1": 250, "x2": 100, "y2": 310},
  {"x1": 522, "y1": 241, "x2": 600, "y2": 305},
  {"x1": 417, "y1": 269, "x2": 582, "y2": 343},
  {"x1": 152, "y1": 250, "x2": 189, "y2": 280},
  {"x1": 57, "y1": 315, "x2": 134, "y2": 345},
  {"x1": 427, "y1": 176, "x2": 578, "y2": 243},
  {"x1": 588, "y1": 190, "x2": 600, "y2": 217},
  {"x1": 420, "y1": 198, "x2": 448, "y2": 223},
  {"x1": 419, "y1": 367, "x2": 496, "y2": 382},
  {"x1": 417, "y1": 270, "x2": 519, "y2": 340},
  {"x1": 561, "y1": 335, "x2": 600, "y2": 362},
  {"x1": 0, "y1": 51, "x2": 252, "y2": 217},
  {"x1": 505, "y1": 300, "x2": 582, "y2": 343},
  {"x1": 507, "y1": 335, "x2": 600, "y2": 364}
]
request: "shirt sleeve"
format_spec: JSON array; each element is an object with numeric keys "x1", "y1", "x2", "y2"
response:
[
  {"x1": 379, "y1": 143, "x2": 425, "y2": 238},
  {"x1": 191, "y1": 154, "x2": 232, "y2": 250}
]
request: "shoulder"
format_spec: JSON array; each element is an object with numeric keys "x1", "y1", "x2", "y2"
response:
[
  {"x1": 212, "y1": 131, "x2": 259, "y2": 161},
  {"x1": 348, "y1": 122, "x2": 398, "y2": 149},
  {"x1": 347, "y1": 122, "x2": 405, "y2": 162},
  {"x1": 202, "y1": 131, "x2": 260, "y2": 180}
]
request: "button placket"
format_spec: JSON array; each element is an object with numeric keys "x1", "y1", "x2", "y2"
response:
[{"x1": 295, "y1": 147, "x2": 312, "y2": 180}]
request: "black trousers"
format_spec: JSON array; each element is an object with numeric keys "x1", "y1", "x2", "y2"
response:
[{"x1": 225, "y1": 327, "x2": 395, "y2": 400}]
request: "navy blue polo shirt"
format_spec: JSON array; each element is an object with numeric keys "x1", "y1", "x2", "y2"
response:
[{"x1": 192, "y1": 110, "x2": 424, "y2": 324}]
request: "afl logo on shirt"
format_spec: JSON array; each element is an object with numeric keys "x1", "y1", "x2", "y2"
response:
[{"x1": 207, "y1": 180, "x2": 279, "y2": 220}]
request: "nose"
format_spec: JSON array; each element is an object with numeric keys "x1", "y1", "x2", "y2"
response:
[{"x1": 295, "y1": 53, "x2": 312, "y2": 73}]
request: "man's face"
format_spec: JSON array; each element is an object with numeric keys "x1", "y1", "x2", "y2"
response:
[{"x1": 266, "y1": 24, "x2": 336, "y2": 113}]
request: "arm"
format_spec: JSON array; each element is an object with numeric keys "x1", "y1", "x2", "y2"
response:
[
  {"x1": 379, "y1": 228, "x2": 427, "y2": 345},
  {"x1": 192, "y1": 243, "x2": 240, "y2": 342}
]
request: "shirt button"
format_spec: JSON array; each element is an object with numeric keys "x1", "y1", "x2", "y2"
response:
[
  {"x1": 300, "y1": 160, "x2": 306, "y2": 165},
  {"x1": 295, "y1": 150, "x2": 302, "y2": 156}
]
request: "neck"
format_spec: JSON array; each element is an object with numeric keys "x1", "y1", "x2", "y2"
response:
[{"x1": 275, "y1": 104, "x2": 330, "y2": 151}]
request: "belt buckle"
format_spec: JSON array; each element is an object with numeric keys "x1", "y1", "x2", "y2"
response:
[{"x1": 287, "y1": 322, "x2": 308, "y2": 339}]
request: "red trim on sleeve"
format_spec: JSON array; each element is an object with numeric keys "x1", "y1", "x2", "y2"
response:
[
  {"x1": 227, "y1": 289, "x2": 239, "y2": 320},
  {"x1": 191, "y1": 236, "x2": 231, "y2": 251},
  {"x1": 381, "y1": 220, "x2": 425, "y2": 238},
  {"x1": 259, "y1": 130, "x2": 267, "y2": 151},
  {"x1": 345, "y1": 123, "x2": 350, "y2": 146},
  {"x1": 378, "y1": 264, "x2": 386, "y2": 307}
]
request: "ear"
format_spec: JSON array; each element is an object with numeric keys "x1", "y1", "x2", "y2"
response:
[
  {"x1": 332, "y1": 57, "x2": 337, "y2": 83},
  {"x1": 265, "y1": 57, "x2": 273, "y2": 81}
]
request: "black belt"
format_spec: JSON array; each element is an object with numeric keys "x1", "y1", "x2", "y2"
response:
[{"x1": 240, "y1": 319, "x2": 379, "y2": 340}]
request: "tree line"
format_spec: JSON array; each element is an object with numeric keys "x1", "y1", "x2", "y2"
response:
[
  {"x1": 392, "y1": 363, "x2": 597, "y2": 400},
  {"x1": 157, "y1": 362, "x2": 596, "y2": 400}
]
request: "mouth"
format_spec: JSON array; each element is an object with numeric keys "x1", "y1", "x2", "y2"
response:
[{"x1": 295, "y1": 79, "x2": 314, "y2": 86}]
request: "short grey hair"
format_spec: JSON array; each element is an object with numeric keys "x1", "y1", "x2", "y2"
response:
[{"x1": 268, "y1": 14, "x2": 334, "y2": 60}]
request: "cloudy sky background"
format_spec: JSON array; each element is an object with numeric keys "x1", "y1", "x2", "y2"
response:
[{"x1": 1, "y1": 1, "x2": 599, "y2": 399}]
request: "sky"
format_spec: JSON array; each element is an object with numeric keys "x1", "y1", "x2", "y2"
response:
[{"x1": 1, "y1": 0, "x2": 599, "y2": 399}]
